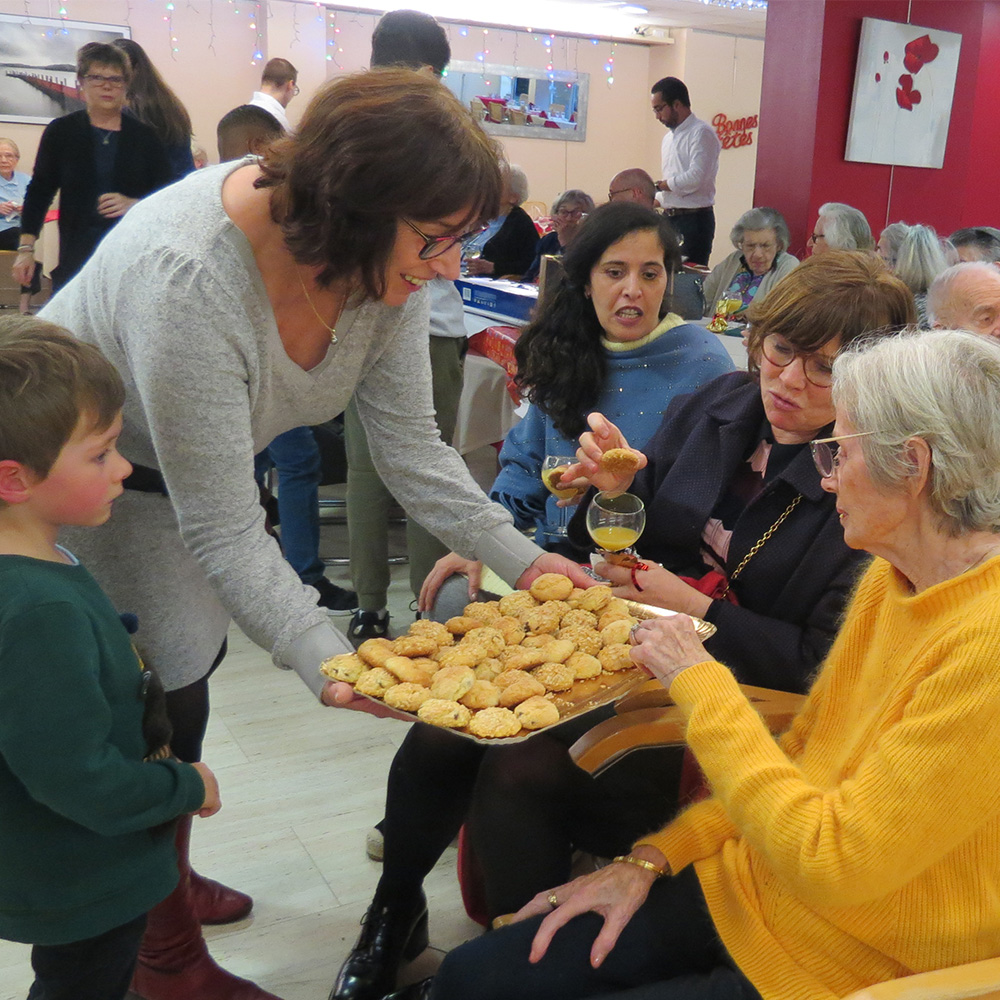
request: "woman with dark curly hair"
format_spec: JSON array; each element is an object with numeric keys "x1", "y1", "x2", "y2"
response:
[{"x1": 40, "y1": 69, "x2": 587, "y2": 1000}]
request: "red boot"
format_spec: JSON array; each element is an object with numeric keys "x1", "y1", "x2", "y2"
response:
[
  {"x1": 131, "y1": 815, "x2": 282, "y2": 1000},
  {"x1": 190, "y1": 869, "x2": 254, "y2": 925}
]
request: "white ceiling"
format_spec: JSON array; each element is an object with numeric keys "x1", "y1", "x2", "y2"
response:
[{"x1": 601, "y1": 0, "x2": 768, "y2": 40}]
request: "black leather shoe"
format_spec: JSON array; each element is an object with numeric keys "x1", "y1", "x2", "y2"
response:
[
  {"x1": 382, "y1": 977, "x2": 434, "y2": 1000},
  {"x1": 328, "y1": 891, "x2": 429, "y2": 1000}
]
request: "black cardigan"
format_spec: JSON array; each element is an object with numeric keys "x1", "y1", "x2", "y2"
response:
[
  {"x1": 22, "y1": 109, "x2": 170, "y2": 288},
  {"x1": 570, "y1": 371, "x2": 869, "y2": 693},
  {"x1": 482, "y1": 205, "x2": 539, "y2": 278}
]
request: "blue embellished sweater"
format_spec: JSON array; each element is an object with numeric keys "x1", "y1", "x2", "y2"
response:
[{"x1": 491, "y1": 316, "x2": 734, "y2": 548}]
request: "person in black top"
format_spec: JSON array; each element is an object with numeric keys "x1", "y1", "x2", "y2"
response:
[
  {"x1": 464, "y1": 164, "x2": 539, "y2": 279},
  {"x1": 12, "y1": 42, "x2": 170, "y2": 293}
]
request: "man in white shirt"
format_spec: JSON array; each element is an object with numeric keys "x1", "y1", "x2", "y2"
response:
[
  {"x1": 248, "y1": 57, "x2": 298, "y2": 132},
  {"x1": 651, "y1": 76, "x2": 720, "y2": 266}
]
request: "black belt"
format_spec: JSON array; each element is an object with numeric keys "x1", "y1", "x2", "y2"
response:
[
  {"x1": 123, "y1": 463, "x2": 169, "y2": 496},
  {"x1": 662, "y1": 206, "x2": 713, "y2": 216}
]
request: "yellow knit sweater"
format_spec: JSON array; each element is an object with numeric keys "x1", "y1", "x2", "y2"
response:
[{"x1": 637, "y1": 553, "x2": 1000, "y2": 1000}]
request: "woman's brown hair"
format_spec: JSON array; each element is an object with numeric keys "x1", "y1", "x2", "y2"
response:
[
  {"x1": 257, "y1": 69, "x2": 504, "y2": 300},
  {"x1": 745, "y1": 249, "x2": 916, "y2": 372}
]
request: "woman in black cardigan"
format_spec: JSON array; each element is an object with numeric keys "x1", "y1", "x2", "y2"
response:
[
  {"x1": 464, "y1": 163, "x2": 539, "y2": 279},
  {"x1": 13, "y1": 42, "x2": 170, "y2": 292}
]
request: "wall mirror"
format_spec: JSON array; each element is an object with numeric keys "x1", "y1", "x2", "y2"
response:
[{"x1": 444, "y1": 60, "x2": 589, "y2": 142}]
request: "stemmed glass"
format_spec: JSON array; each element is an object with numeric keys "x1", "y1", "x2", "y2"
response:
[
  {"x1": 586, "y1": 491, "x2": 646, "y2": 553},
  {"x1": 541, "y1": 454, "x2": 583, "y2": 537},
  {"x1": 461, "y1": 248, "x2": 482, "y2": 276}
]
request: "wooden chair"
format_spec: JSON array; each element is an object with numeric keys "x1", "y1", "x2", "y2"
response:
[
  {"x1": 550, "y1": 103, "x2": 566, "y2": 117},
  {"x1": 521, "y1": 200, "x2": 547, "y2": 222},
  {"x1": 570, "y1": 685, "x2": 1000, "y2": 1000},
  {"x1": 470, "y1": 97, "x2": 487, "y2": 120},
  {"x1": 509, "y1": 108, "x2": 527, "y2": 126},
  {"x1": 488, "y1": 102, "x2": 505, "y2": 123}
]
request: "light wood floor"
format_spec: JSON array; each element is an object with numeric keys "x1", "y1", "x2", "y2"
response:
[{"x1": 0, "y1": 539, "x2": 484, "y2": 999}]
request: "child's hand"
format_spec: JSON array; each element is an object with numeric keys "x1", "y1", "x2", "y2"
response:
[{"x1": 191, "y1": 762, "x2": 221, "y2": 817}]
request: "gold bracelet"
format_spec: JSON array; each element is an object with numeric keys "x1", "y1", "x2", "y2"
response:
[{"x1": 612, "y1": 854, "x2": 668, "y2": 877}]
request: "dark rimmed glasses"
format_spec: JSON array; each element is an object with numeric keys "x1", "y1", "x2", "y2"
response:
[
  {"x1": 403, "y1": 219, "x2": 488, "y2": 260},
  {"x1": 761, "y1": 333, "x2": 837, "y2": 388},
  {"x1": 82, "y1": 73, "x2": 126, "y2": 88},
  {"x1": 809, "y1": 431, "x2": 874, "y2": 478}
]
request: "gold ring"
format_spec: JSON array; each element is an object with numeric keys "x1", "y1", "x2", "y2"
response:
[{"x1": 547, "y1": 893, "x2": 559, "y2": 908}]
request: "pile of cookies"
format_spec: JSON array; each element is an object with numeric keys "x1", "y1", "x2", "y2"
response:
[{"x1": 320, "y1": 573, "x2": 642, "y2": 740}]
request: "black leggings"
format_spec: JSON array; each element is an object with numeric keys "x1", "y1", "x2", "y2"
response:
[
  {"x1": 379, "y1": 720, "x2": 682, "y2": 919},
  {"x1": 162, "y1": 640, "x2": 227, "y2": 764}
]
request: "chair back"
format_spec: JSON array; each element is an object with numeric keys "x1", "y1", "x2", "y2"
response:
[
  {"x1": 470, "y1": 97, "x2": 486, "y2": 120},
  {"x1": 521, "y1": 200, "x2": 547, "y2": 221}
]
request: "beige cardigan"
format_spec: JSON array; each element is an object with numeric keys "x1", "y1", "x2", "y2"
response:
[{"x1": 702, "y1": 249, "x2": 799, "y2": 316}]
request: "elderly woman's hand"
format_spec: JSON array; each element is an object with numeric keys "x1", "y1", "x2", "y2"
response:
[
  {"x1": 630, "y1": 616, "x2": 711, "y2": 690},
  {"x1": 418, "y1": 552, "x2": 483, "y2": 613},
  {"x1": 465, "y1": 258, "x2": 495, "y2": 276},
  {"x1": 561, "y1": 412, "x2": 646, "y2": 495},
  {"x1": 511, "y1": 847, "x2": 666, "y2": 968},
  {"x1": 595, "y1": 559, "x2": 712, "y2": 619}
]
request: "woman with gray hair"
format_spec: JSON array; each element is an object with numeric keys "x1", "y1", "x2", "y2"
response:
[
  {"x1": 429, "y1": 327, "x2": 1000, "y2": 1000},
  {"x1": 808, "y1": 201, "x2": 874, "y2": 255},
  {"x1": 464, "y1": 163, "x2": 539, "y2": 278},
  {"x1": 702, "y1": 205, "x2": 798, "y2": 318},
  {"x1": 523, "y1": 188, "x2": 596, "y2": 281},
  {"x1": 877, "y1": 222, "x2": 947, "y2": 326}
]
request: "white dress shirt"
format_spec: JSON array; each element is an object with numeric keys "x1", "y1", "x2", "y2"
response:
[
  {"x1": 656, "y1": 112, "x2": 720, "y2": 210},
  {"x1": 248, "y1": 91, "x2": 290, "y2": 132}
]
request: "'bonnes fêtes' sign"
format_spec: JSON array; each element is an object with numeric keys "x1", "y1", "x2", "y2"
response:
[{"x1": 712, "y1": 113, "x2": 758, "y2": 149}]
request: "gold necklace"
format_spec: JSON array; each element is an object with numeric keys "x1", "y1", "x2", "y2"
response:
[{"x1": 297, "y1": 267, "x2": 343, "y2": 344}]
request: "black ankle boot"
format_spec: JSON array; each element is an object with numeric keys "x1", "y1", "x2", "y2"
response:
[
  {"x1": 382, "y1": 978, "x2": 434, "y2": 1000},
  {"x1": 328, "y1": 890, "x2": 429, "y2": 1000}
]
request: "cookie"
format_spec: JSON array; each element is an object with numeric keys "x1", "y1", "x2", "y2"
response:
[
  {"x1": 438, "y1": 644, "x2": 487, "y2": 669},
  {"x1": 383, "y1": 655, "x2": 434, "y2": 686},
  {"x1": 460, "y1": 679, "x2": 501, "y2": 710},
  {"x1": 599, "y1": 447, "x2": 641, "y2": 477},
  {"x1": 577, "y1": 585, "x2": 614, "y2": 613},
  {"x1": 565, "y1": 651, "x2": 603, "y2": 680},
  {"x1": 498, "y1": 591, "x2": 537, "y2": 617},
  {"x1": 446, "y1": 616, "x2": 481, "y2": 635},
  {"x1": 355, "y1": 667, "x2": 397, "y2": 697},
  {"x1": 319, "y1": 652, "x2": 366, "y2": 683},
  {"x1": 600, "y1": 619, "x2": 635, "y2": 647},
  {"x1": 408, "y1": 620, "x2": 454, "y2": 646},
  {"x1": 528, "y1": 573, "x2": 574, "y2": 603},
  {"x1": 598, "y1": 644, "x2": 635, "y2": 673},
  {"x1": 540, "y1": 638, "x2": 576, "y2": 664},
  {"x1": 468, "y1": 706, "x2": 522, "y2": 739},
  {"x1": 560, "y1": 609, "x2": 598, "y2": 631},
  {"x1": 557, "y1": 626, "x2": 603, "y2": 657},
  {"x1": 384, "y1": 682, "x2": 433, "y2": 712},
  {"x1": 392, "y1": 634, "x2": 438, "y2": 658},
  {"x1": 474, "y1": 657, "x2": 503, "y2": 682},
  {"x1": 532, "y1": 662, "x2": 576, "y2": 692},
  {"x1": 498, "y1": 675, "x2": 547, "y2": 707},
  {"x1": 514, "y1": 695, "x2": 561, "y2": 730},
  {"x1": 430, "y1": 665, "x2": 476, "y2": 701},
  {"x1": 498, "y1": 646, "x2": 549, "y2": 671},
  {"x1": 463, "y1": 626, "x2": 506, "y2": 658},
  {"x1": 357, "y1": 637, "x2": 395, "y2": 668},
  {"x1": 417, "y1": 698, "x2": 473, "y2": 729},
  {"x1": 463, "y1": 601, "x2": 503, "y2": 624}
]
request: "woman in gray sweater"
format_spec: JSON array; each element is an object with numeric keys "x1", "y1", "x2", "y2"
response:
[{"x1": 43, "y1": 69, "x2": 584, "y2": 1000}]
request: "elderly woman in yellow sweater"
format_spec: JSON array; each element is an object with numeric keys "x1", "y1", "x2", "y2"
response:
[{"x1": 423, "y1": 327, "x2": 1000, "y2": 1000}]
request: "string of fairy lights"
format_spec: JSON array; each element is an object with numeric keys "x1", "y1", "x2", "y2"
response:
[{"x1": 28, "y1": 0, "x2": 760, "y2": 86}]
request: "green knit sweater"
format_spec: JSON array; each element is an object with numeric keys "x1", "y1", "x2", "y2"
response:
[
  {"x1": 0, "y1": 554, "x2": 205, "y2": 945},
  {"x1": 639, "y1": 553, "x2": 1000, "y2": 999}
]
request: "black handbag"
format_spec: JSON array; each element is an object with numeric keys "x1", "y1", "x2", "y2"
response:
[{"x1": 667, "y1": 270, "x2": 706, "y2": 320}]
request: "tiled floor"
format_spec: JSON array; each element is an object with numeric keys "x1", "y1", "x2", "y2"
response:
[{"x1": 0, "y1": 504, "x2": 489, "y2": 1000}]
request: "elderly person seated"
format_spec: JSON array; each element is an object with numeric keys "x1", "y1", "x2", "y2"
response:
[
  {"x1": 702, "y1": 206, "x2": 798, "y2": 319},
  {"x1": 464, "y1": 164, "x2": 539, "y2": 278},
  {"x1": 607, "y1": 168, "x2": 657, "y2": 208},
  {"x1": 927, "y1": 261, "x2": 1000, "y2": 342},
  {"x1": 808, "y1": 201, "x2": 874, "y2": 256},
  {"x1": 428, "y1": 326, "x2": 1000, "y2": 1000},
  {"x1": 523, "y1": 189, "x2": 595, "y2": 282},
  {"x1": 950, "y1": 225, "x2": 1000, "y2": 263},
  {"x1": 877, "y1": 222, "x2": 947, "y2": 326}
]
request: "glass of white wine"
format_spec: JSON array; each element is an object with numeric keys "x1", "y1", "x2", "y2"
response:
[
  {"x1": 586, "y1": 490, "x2": 645, "y2": 553},
  {"x1": 541, "y1": 454, "x2": 582, "y2": 537}
]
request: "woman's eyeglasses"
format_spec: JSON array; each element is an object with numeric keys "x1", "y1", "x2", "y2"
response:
[
  {"x1": 809, "y1": 431, "x2": 874, "y2": 478},
  {"x1": 761, "y1": 334, "x2": 836, "y2": 388},
  {"x1": 403, "y1": 219, "x2": 488, "y2": 260}
]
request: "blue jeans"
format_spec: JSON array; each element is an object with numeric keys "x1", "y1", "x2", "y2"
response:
[{"x1": 254, "y1": 427, "x2": 323, "y2": 585}]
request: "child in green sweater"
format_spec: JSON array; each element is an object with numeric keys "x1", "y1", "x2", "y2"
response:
[{"x1": 0, "y1": 316, "x2": 219, "y2": 1000}]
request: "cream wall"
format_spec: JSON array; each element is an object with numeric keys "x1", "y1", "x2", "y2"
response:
[{"x1": 0, "y1": 2, "x2": 761, "y2": 268}]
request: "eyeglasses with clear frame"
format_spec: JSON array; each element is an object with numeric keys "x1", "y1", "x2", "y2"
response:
[
  {"x1": 807, "y1": 231, "x2": 826, "y2": 245},
  {"x1": 761, "y1": 333, "x2": 837, "y2": 388},
  {"x1": 740, "y1": 239, "x2": 776, "y2": 255},
  {"x1": 402, "y1": 219, "x2": 488, "y2": 260},
  {"x1": 809, "y1": 431, "x2": 875, "y2": 478}
]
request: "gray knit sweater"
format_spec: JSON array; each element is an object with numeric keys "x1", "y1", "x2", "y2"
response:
[{"x1": 44, "y1": 161, "x2": 539, "y2": 696}]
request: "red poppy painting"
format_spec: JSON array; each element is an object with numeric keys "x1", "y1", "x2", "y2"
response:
[{"x1": 845, "y1": 18, "x2": 961, "y2": 169}]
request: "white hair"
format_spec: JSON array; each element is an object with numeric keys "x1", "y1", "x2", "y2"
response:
[
  {"x1": 889, "y1": 223, "x2": 948, "y2": 295},
  {"x1": 833, "y1": 328, "x2": 1000, "y2": 534},
  {"x1": 506, "y1": 164, "x2": 529, "y2": 206},
  {"x1": 730, "y1": 206, "x2": 790, "y2": 254},
  {"x1": 926, "y1": 261, "x2": 1000, "y2": 326},
  {"x1": 819, "y1": 202, "x2": 874, "y2": 251}
]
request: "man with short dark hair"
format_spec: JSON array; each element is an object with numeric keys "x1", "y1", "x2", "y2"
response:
[
  {"x1": 371, "y1": 8, "x2": 450, "y2": 77},
  {"x1": 216, "y1": 104, "x2": 284, "y2": 163},
  {"x1": 608, "y1": 168, "x2": 657, "y2": 208},
  {"x1": 249, "y1": 57, "x2": 298, "y2": 131},
  {"x1": 650, "y1": 75, "x2": 720, "y2": 266},
  {"x1": 950, "y1": 227, "x2": 1000, "y2": 264}
]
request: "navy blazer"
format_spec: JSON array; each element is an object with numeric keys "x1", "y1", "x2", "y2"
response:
[
  {"x1": 571, "y1": 371, "x2": 869, "y2": 692},
  {"x1": 482, "y1": 205, "x2": 539, "y2": 278},
  {"x1": 22, "y1": 109, "x2": 170, "y2": 288}
]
